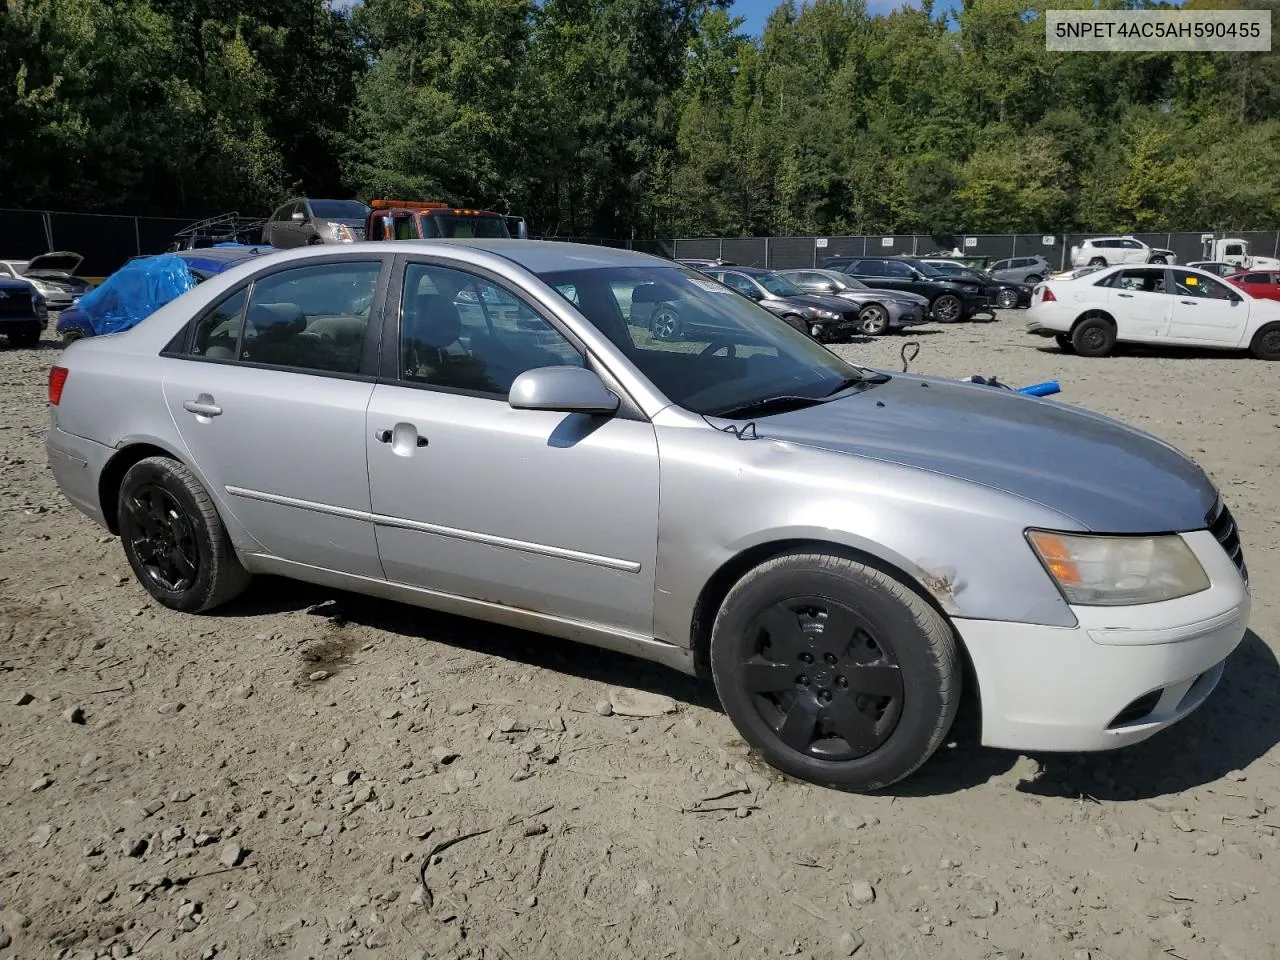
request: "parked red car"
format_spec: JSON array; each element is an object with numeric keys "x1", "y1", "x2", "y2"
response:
[{"x1": 1226, "y1": 270, "x2": 1280, "y2": 301}]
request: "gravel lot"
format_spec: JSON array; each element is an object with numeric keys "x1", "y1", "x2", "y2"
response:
[{"x1": 1, "y1": 313, "x2": 1277, "y2": 960}]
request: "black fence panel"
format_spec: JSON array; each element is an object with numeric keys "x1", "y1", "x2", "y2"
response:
[
  {"x1": 672, "y1": 238, "x2": 723, "y2": 262},
  {"x1": 767, "y1": 236, "x2": 819, "y2": 270},
  {"x1": 0, "y1": 210, "x2": 52, "y2": 260},
  {"x1": 819, "y1": 236, "x2": 867, "y2": 263},
  {"x1": 632, "y1": 238, "x2": 675, "y2": 259},
  {"x1": 719, "y1": 238, "x2": 767, "y2": 267},
  {"x1": 48, "y1": 213, "x2": 138, "y2": 278},
  {"x1": 136, "y1": 217, "x2": 195, "y2": 257}
]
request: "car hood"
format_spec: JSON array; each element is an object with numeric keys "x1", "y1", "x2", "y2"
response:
[
  {"x1": 766, "y1": 293, "x2": 854, "y2": 314},
  {"x1": 26, "y1": 251, "x2": 83, "y2": 275},
  {"x1": 731, "y1": 374, "x2": 1218, "y2": 533},
  {"x1": 839, "y1": 288, "x2": 930, "y2": 306}
]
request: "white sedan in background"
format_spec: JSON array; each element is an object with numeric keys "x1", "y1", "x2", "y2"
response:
[{"x1": 1026, "y1": 264, "x2": 1280, "y2": 360}]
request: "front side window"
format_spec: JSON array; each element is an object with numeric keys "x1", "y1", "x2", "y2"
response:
[
  {"x1": 721, "y1": 273, "x2": 760, "y2": 296},
  {"x1": 756, "y1": 273, "x2": 802, "y2": 297},
  {"x1": 1174, "y1": 271, "x2": 1234, "y2": 299},
  {"x1": 1224, "y1": 244, "x2": 1244, "y2": 257},
  {"x1": 236, "y1": 261, "x2": 380, "y2": 373},
  {"x1": 882, "y1": 260, "x2": 913, "y2": 278},
  {"x1": 399, "y1": 263, "x2": 583, "y2": 396},
  {"x1": 1241, "y1": 273, "x2": 1268, "y2": 284},
  {"x1": 539, "y1": 264, "x2": 881, "y2": 417},
  {"x1": 854, "y1": 260, "x2": 885, "y2": 277}
]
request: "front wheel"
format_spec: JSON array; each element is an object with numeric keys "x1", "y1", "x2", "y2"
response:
[
  {"x1": 1149, "y1": 256, "x2": 1167, "y2": 265},
  {"x1": 996, "y1": 289, "x2": 1019, "y2": 310},
  {"x1": 709, "y1": 550, "x2": 961, "y2": 791},
  {"x1": 857, "y1": 304, "x2": 890, "y2": 336},
  {"x1": 118, "y1": 456, "x2": 251, "y2": 613},
  {"x1": 1250, "y1": 322, "x2": 1280, "y2": 360},
  {"x1": 61, "y1": 330, "x2": 84, "y2": 346},
  {"x1": 931, "y1": 294, "x2": 963, "y2": 323},
  {"x1": 783, "y1": 314, "x2": 806, "y2": 334}
]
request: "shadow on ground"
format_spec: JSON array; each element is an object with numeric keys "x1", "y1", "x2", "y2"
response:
[{"x1": 220, "y1": 579, "x2": 1277, "y2": 799}]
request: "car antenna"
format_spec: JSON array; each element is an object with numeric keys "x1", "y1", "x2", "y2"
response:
[{"x1": 900, "y1": 341, "x2": 920, "y2": 372}]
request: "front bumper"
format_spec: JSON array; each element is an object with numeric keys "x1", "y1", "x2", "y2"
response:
[
  {"x1": 955, "y1": 529, "x2": 1249, "y2": 752},
  {"x1": 886, "y1": 301, "x2": 929, "y2": 327}
]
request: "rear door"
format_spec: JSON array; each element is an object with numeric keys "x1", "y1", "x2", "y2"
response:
[
  {"x1": 160, "y1": 254, "x2": 390, "y2": 576},
  {"x1": 1237, "y1": 272, "x2": 1280, "y2": 301},
  {"x1": 364, "y1": 257, "x2": 660, "y2": 635},
  {"x1": 1102, "y1": 267, "x2": 1174, "y2": 339},
  {"x1": 1167, "y1": 269, "x2": 1252, "y2": 345}
]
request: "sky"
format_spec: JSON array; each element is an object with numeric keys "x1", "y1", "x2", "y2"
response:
[{"x1": 730, "y1": 0, "x2": 963, "y2": 35}]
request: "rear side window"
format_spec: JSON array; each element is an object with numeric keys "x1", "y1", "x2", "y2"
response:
[
  {"x1": 882, "y1": 260, "x2": 912, "y2": 278},
  {"x1": 190, "y1": 290, "x2": 247, "y2": 360},
  {"x1": 1241, "y1": 273, "x2": 1267, "y2": 284},
  {"x1": 237, "y1": 261, "x2": 381, "y2": 373}
]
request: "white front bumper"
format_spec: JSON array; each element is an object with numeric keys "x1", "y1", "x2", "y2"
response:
[{"x1": 955, "y1": 530, "x2": 1249, "y2": 752}]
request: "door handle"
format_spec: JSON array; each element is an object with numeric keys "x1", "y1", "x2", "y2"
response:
[
  {"x1": 1180, "y1": 299, "x2": 1197, "y2": 305},
  {"x1": 183, "y1": 399, "x2": 222, "y2": 417},
  {"x1": 1117, "y1": 293, "x2": 1134, "y2": 298}
]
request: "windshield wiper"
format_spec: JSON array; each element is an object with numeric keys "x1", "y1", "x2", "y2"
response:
[
  {"x1": 824, "y1": 371, "x2": 889, "y2": 396},
  {"x1": 711, "y1": 395, "x2": 826, "y2": 419}
]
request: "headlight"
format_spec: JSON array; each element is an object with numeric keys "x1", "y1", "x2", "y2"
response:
[
  {"x1": 328, "y1": 223, "x2": 354, "y2": 242},
  {"x1": 1027, "y1": 530, "x2": 1209, "y2": 606},
  {"x1": 961, "y1": 284, "x2": 979, "y2": 293},
  {"x1": 817, "y1": 309, "x2": 839, "y2": 319}
]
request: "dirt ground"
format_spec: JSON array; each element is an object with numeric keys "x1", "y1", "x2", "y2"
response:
[{"x1": 2, "y1": 313, "x2": 1278, "y2": 960}]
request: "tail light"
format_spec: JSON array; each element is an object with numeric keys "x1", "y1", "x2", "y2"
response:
[
  {"x1": 1041, "y1": 286, "x2": 1057, "y2": 302},
  {"x1": 48, "y1": 366, "x2": 68, "y2": 405}
]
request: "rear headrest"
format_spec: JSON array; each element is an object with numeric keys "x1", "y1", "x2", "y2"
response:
[
  {"x1": 405, "y1": 293, "x2": 461, "y2": 348},
  {"x1": 248, "y1": 302, "x2": 306, "y2": 335}
]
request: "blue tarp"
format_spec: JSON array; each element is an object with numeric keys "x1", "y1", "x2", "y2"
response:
[{"x1": 76, "y1": 253, "x2": 198, "y2": 336}]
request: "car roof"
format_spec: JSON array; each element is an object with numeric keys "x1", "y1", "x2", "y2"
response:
[{"x1": 174, "y1": 246, "x2": 269, "y2": 265}]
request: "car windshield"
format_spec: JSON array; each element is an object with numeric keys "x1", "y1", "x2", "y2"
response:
[
  {"x1": 538, "y1": 265, "x2": 882, "y2": 417},
  {"x1": 418, "y1": 214, "x2": 511, "y2": 239},
  {"x1": 309, "y1": 200, "x2": 370, "y2": 219},
  {"x1": 756, "y1": 272, "x2": 802, "y2": 296}
]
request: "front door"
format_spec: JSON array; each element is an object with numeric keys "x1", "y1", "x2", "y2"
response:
[
  {"x1": 161, "y1": 256, "x2": 389, "y2": 577},
  {"x1": 365, "y1": 258, "x2": 660, "y2": 637},
  {"x1": 1167, "y1": 269, "x2": 1251, "y2": 345},
  {"x1": 1104, "y1": 267, "x2": 1173, "y2": 340}
]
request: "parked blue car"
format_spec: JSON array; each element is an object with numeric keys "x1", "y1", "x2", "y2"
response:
[{"x1": 56, "y1": 245, "x2": 271, "y2": 344}]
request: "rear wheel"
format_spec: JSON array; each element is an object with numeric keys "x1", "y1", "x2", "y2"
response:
[
  {"x1": 1071, "y1": 315, "x2": 1116, "y2": 357},
  {"x1": 1024, "y1": 274, "x2": 1043, "y2": 285},
  {"x1": 1250, "y1": 322, "x2": 1280, "y2": 360},
  {"x1": 1088, "y1": 257, "x2": 1107, "y2": 267},
  {"x1": 650, "y1": 306, "x2": 682, "y2": 341},
  {"x1": 709, "y1": 550, "x2": 960, "y2": 791},
  {"x1": 117, "y1": 457, "x2": 251, "y2": 613},
  {"x1": 931, "y1": 294, "x2": 962, "y2": 323},
  {"x1": 857, "y1": 304, "x2": 890, "y2": 336},
  {"x1": 1149, "y1": 255, "x2": 1167, "y2": 265}
]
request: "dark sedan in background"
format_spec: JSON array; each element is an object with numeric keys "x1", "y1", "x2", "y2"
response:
[
  {"x1": 0, "y1": 276, "x2": 48, "y2": 346},
  {"x1": 822, "y1": 256, "x2": 991, "y2": 322},
  {"x1": 777, "y1": 268, "x2": 930, "y2": 335},
  {"x1": 925, "y1": 262, "x2": 1033, "y2": 309},
  {"x1": 702, "y1": 267, "x2": 861, "y2": 341}
]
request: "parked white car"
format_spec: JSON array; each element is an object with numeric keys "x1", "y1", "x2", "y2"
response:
[
  {"x1": 1070, "y1": 236, "x2": 1176, "y2": 268},
  {"x1": 1026, "y1": 264, "x2": 1280, "y2": 360}
]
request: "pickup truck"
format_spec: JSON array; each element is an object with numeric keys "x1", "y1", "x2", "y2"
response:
[{"x1": 365, "y1": 200, "x2": 528, "y2": 241}]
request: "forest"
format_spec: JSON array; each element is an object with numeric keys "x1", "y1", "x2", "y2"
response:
[{"x1": 1, "y1": 0, "x2": 1277, "y2": 239}]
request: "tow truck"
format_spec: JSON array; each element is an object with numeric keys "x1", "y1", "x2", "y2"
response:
[
  {"x1": 1198, "y1": 234, "x2": 1280, "y2": 271},
  {"x1": 364, "y1": 199, "x2": 528, "y2": 241}
]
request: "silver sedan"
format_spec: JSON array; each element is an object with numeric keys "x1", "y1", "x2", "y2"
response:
[{"x1": 47, "y1": 241, "x2": 1250, "y2": 790}]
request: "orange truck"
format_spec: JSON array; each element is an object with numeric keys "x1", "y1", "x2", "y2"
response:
[{"x1": 364, "y1": 199, "x2": 529, "y2": 241}]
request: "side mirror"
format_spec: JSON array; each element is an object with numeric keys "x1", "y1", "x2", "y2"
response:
[
  {"x1": 291, "y1": 210, "x2": 306, "y2": 223},
  {"x1": 509, "y1": 366, "x2": 619, "y2": 415}
]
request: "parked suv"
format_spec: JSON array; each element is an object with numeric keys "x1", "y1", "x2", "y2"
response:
[
  {"x1": 988, "y1": 256, "x2": 1051, "y2": 285},
  {"x1": 261, "y1": 198, "x2": 371, "y2": 248},
  {"x1": 925, "y1": 263, "x2": 1033, "y2": 310},
  {"x1": 824, "y1": 256, "x2": 990, "y2": 322},
  {"x1": 1070, "y1": 236, "x2": 1176, "y2": 268}
]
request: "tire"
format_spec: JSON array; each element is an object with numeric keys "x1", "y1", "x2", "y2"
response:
[
  {"x1": 9, "y1": 329, "x2": 40, "y2": 348},
  {"x1": 995, "y1": 289, "x2": 1019, "y2": 310},
  {"x1": 1149, "y1": 255, "x2": 1167, "y2": 265},
  {"x1": 1054, "y1": 333, "x2": 1075, "y2": 353},
  {"x1": 709, "y1": 550, "x2": 960, "y2": 791},
  {"x1": 857, "y1": 304, "x2": 890, "y2": 336},
  {"x1": 931, "y1": 294, "x2": 963, "y2": 323},
  {"x1": 783, "y1": 314, "x2": 806, "y2": 333},
  {"x1": 650, "y1": 306, "x2": 682, "y2": 341},
  {"x1": 1088, "y1": 257, "x2": 1107, "y2": 267},
  {"x1": 117, "y1": 456, "x2": 251, "y2": 613},
  {"x1": 1071, "y1": 315, "x2": 1116, "y2": 357},
  {"x1": 61, "y1": 330, "x2": 84, "y2": 346},
  {"x1": 1024, "y1": 274, "x2": 1043, "y2": 285},
  {"x1": 1249, "y1": 322, "x2": 1280, "y2": 360}
]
